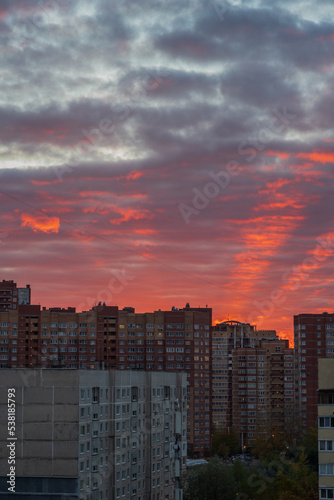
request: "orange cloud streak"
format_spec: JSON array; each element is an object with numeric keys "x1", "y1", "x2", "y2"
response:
[
  {"x1": 295, "y1": 152, "x2": 334, "y2": 164},
  {"x1": 21, "y1": 213, "x2": 60, "y2": 233}
]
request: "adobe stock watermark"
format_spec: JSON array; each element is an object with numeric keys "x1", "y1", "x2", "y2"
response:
[
  {"x1": 178, "y1": 106, "x2": 296, "y2": 225},
  {"x1": 178, "y1": 163, "x2": 240, "y2": 224},
  {"x1": 11, "y1": 0, "x2": 71, "y2": 47},
  {"x1": 247, "y1": 232, "x2": 334, "y2": 326},
  {"x1": 17, "y1": 356, "x2": 41, "y2": 388},
  {"x1": 240, "y1": 452, "x2": 293, "y2": 500},
  {"x1": 237, "y1": 107, "x2": 296, "y2": 163},
  {"x1": 54, "y1": 68, "x2": 169, "y2": 182},
  {"x1": 76, "y1": 268, "x2": 136, "y2": 312},
  {"x1": 212, "y1": 1, "x2": 231, "y2": 22}
]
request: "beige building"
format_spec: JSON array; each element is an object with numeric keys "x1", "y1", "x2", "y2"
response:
[
  {"x1": 318, "y1": 358, "x2": 334, "y2": 499},
  {"x1": 0, "y1": 369, "x2": 187, "y2": 500}
]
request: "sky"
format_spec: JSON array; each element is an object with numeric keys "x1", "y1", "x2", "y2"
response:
[{"x1": 1, "y1": 0, "x2": 334, "y2": 344}]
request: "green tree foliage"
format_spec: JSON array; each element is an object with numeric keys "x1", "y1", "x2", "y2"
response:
[
  {"x1": 211, "y1": 428, "x2": 240, "y2": 457},
  {"x1": 231, "y1": 460, "x2": 259, "y2": 499},
  {"x1": 183, "y1": 437, "x2": 319, "y2": 500},
  {"x1": 275, "y1": 450, "x2": 318, "y2": 500},
  {"x1": 182, "y1": 456, "x2": 239, "y2": 500},
  {"x1": 300, "y1": 427, "x2": 318, "y2": 471}
]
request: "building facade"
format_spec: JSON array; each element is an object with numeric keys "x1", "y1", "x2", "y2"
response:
[
  {"x1": 212, "y1": 321, "x2": 293, "y2": 446},
  {"x1": 212, "y1": 321, "x2": 257, "y2": 430},
  {"x1": 116, "y1": 304, "x2": 212, "y2": 458},
  {"x1": 318, "y1": 358, "x2": 334, "y2": 500},
  {"x1": 294, "y1": 313, "x2": 334, "y2": 428},
  {"x1": 0, "y1": 284, "x2": 211, "y2": 458},
  {"x1": 0, "y1": 280, "x2": 30, "y2": 312},
  {"x1": 259, "y1": 339, "x2": 294, "y2": 436},
  {"x1": 0, "y1": 369, "x2": 187, "y2": 500},
  {"x1": 231, "y1": 338, "x2": 293, "y2": 446},
  {"x1": 212, "y1": 321, "x2": 278, "y2": 431}
]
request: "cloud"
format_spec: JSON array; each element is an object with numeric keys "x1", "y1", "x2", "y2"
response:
[
  {"x1": 1, "y1": 0, "x2": 334, "y2": 342},
  {"x1": 20, "y1": 213, "x2": 60, "y2": 233}
]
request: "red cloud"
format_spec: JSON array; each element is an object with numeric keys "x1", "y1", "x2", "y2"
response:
[
  {"x1": 110, "y1": 207, "x2": 152, "y2": 225},
  {"x1": 295, "y1": 152, "x2": 334, "y2": 164},
  {"x1": 21, "y1": 213, "x2": 60, "y2": 233},
  {"x1": 126, "y1": 171, "x2": 143, "y2": 181}
]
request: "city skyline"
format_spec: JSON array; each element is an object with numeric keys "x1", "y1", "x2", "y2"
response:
[{"x1": 1, "y1": 1, "x2": 334, "y2": 343}]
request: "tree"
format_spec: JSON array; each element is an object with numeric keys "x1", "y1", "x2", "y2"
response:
[
  {"x1": 274, "y1": 450, "x2": 318, "y2": 500},
  {"x1": 300, "y1": 427, "x2": 318, "y2": 471},
  {"x1": 249, "y1": 434, "x2": 274, "y2": 460},
  {"x1": 211, "y1": 428, "x2": 240, "y2": 458},
  {"x1": 182, "y1": 456, "x2": 239, "y2": 500},
  {"x1": 231, "y1": 460, "x2": 259, "y2": 499}
]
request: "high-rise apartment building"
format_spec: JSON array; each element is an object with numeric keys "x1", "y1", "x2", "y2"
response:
[
  {"x1": 212, "y1": 321, "x2": 255, "y2": 430},
  {"x1": 294, "y1": 313, "x2": 334, "y2": 428},
  {"x1": 0, "y1": 280, "x2": 30, "y2": 312},
  {"x1": 0, "y1": 282, "x2": 211, "y2": 458},
  {"x1": 0, "y1": 369, "x2": 187, "y2": 500},
  {"x1": 212, "y1": 321, "x2": 277, "y2": 431},
  {"x1": 212, "y1": 321, "x2": 293, "y2": 446},
  {"x1": 318, "y1": 358, "x2": 334, "y2": 499},
  {"x1": 231, "y1": 338, "x2": 293, "y2": 446},
  {"x1": 113, "y1": 304, "x2": 212, "y2": 458},
  {"x1": 259, "y1": 339, "x2": 294, "y2": 436}
]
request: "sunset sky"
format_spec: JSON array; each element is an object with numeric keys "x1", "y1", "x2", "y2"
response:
[{"x1": 1, "y1": 0, "x2": 334, "y2": 343}]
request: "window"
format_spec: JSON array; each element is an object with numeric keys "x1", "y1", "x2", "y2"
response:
[
  {"x1": 319, "y1": 417, "x2": 334, "y2": 428},
  {"x1": 319, "y1": 440, "x2": 334, "y2": 451},
  {"x1": 320, "y1": 464, "x2": 334, "y2": 475},
  {"x1": 320, "y1": 489, "x2": 334, "y2": 499},
  {"x1": 93, "y1": 387, "x2": 100, "y2": 403},
  {"x1": 319, "y1": 392, "x2": 334, "y2": 405}
]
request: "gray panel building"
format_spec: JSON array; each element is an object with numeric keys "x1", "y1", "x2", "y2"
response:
[{"x1": 0, "y1": 369, "x2": 187, "y2": 500}]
